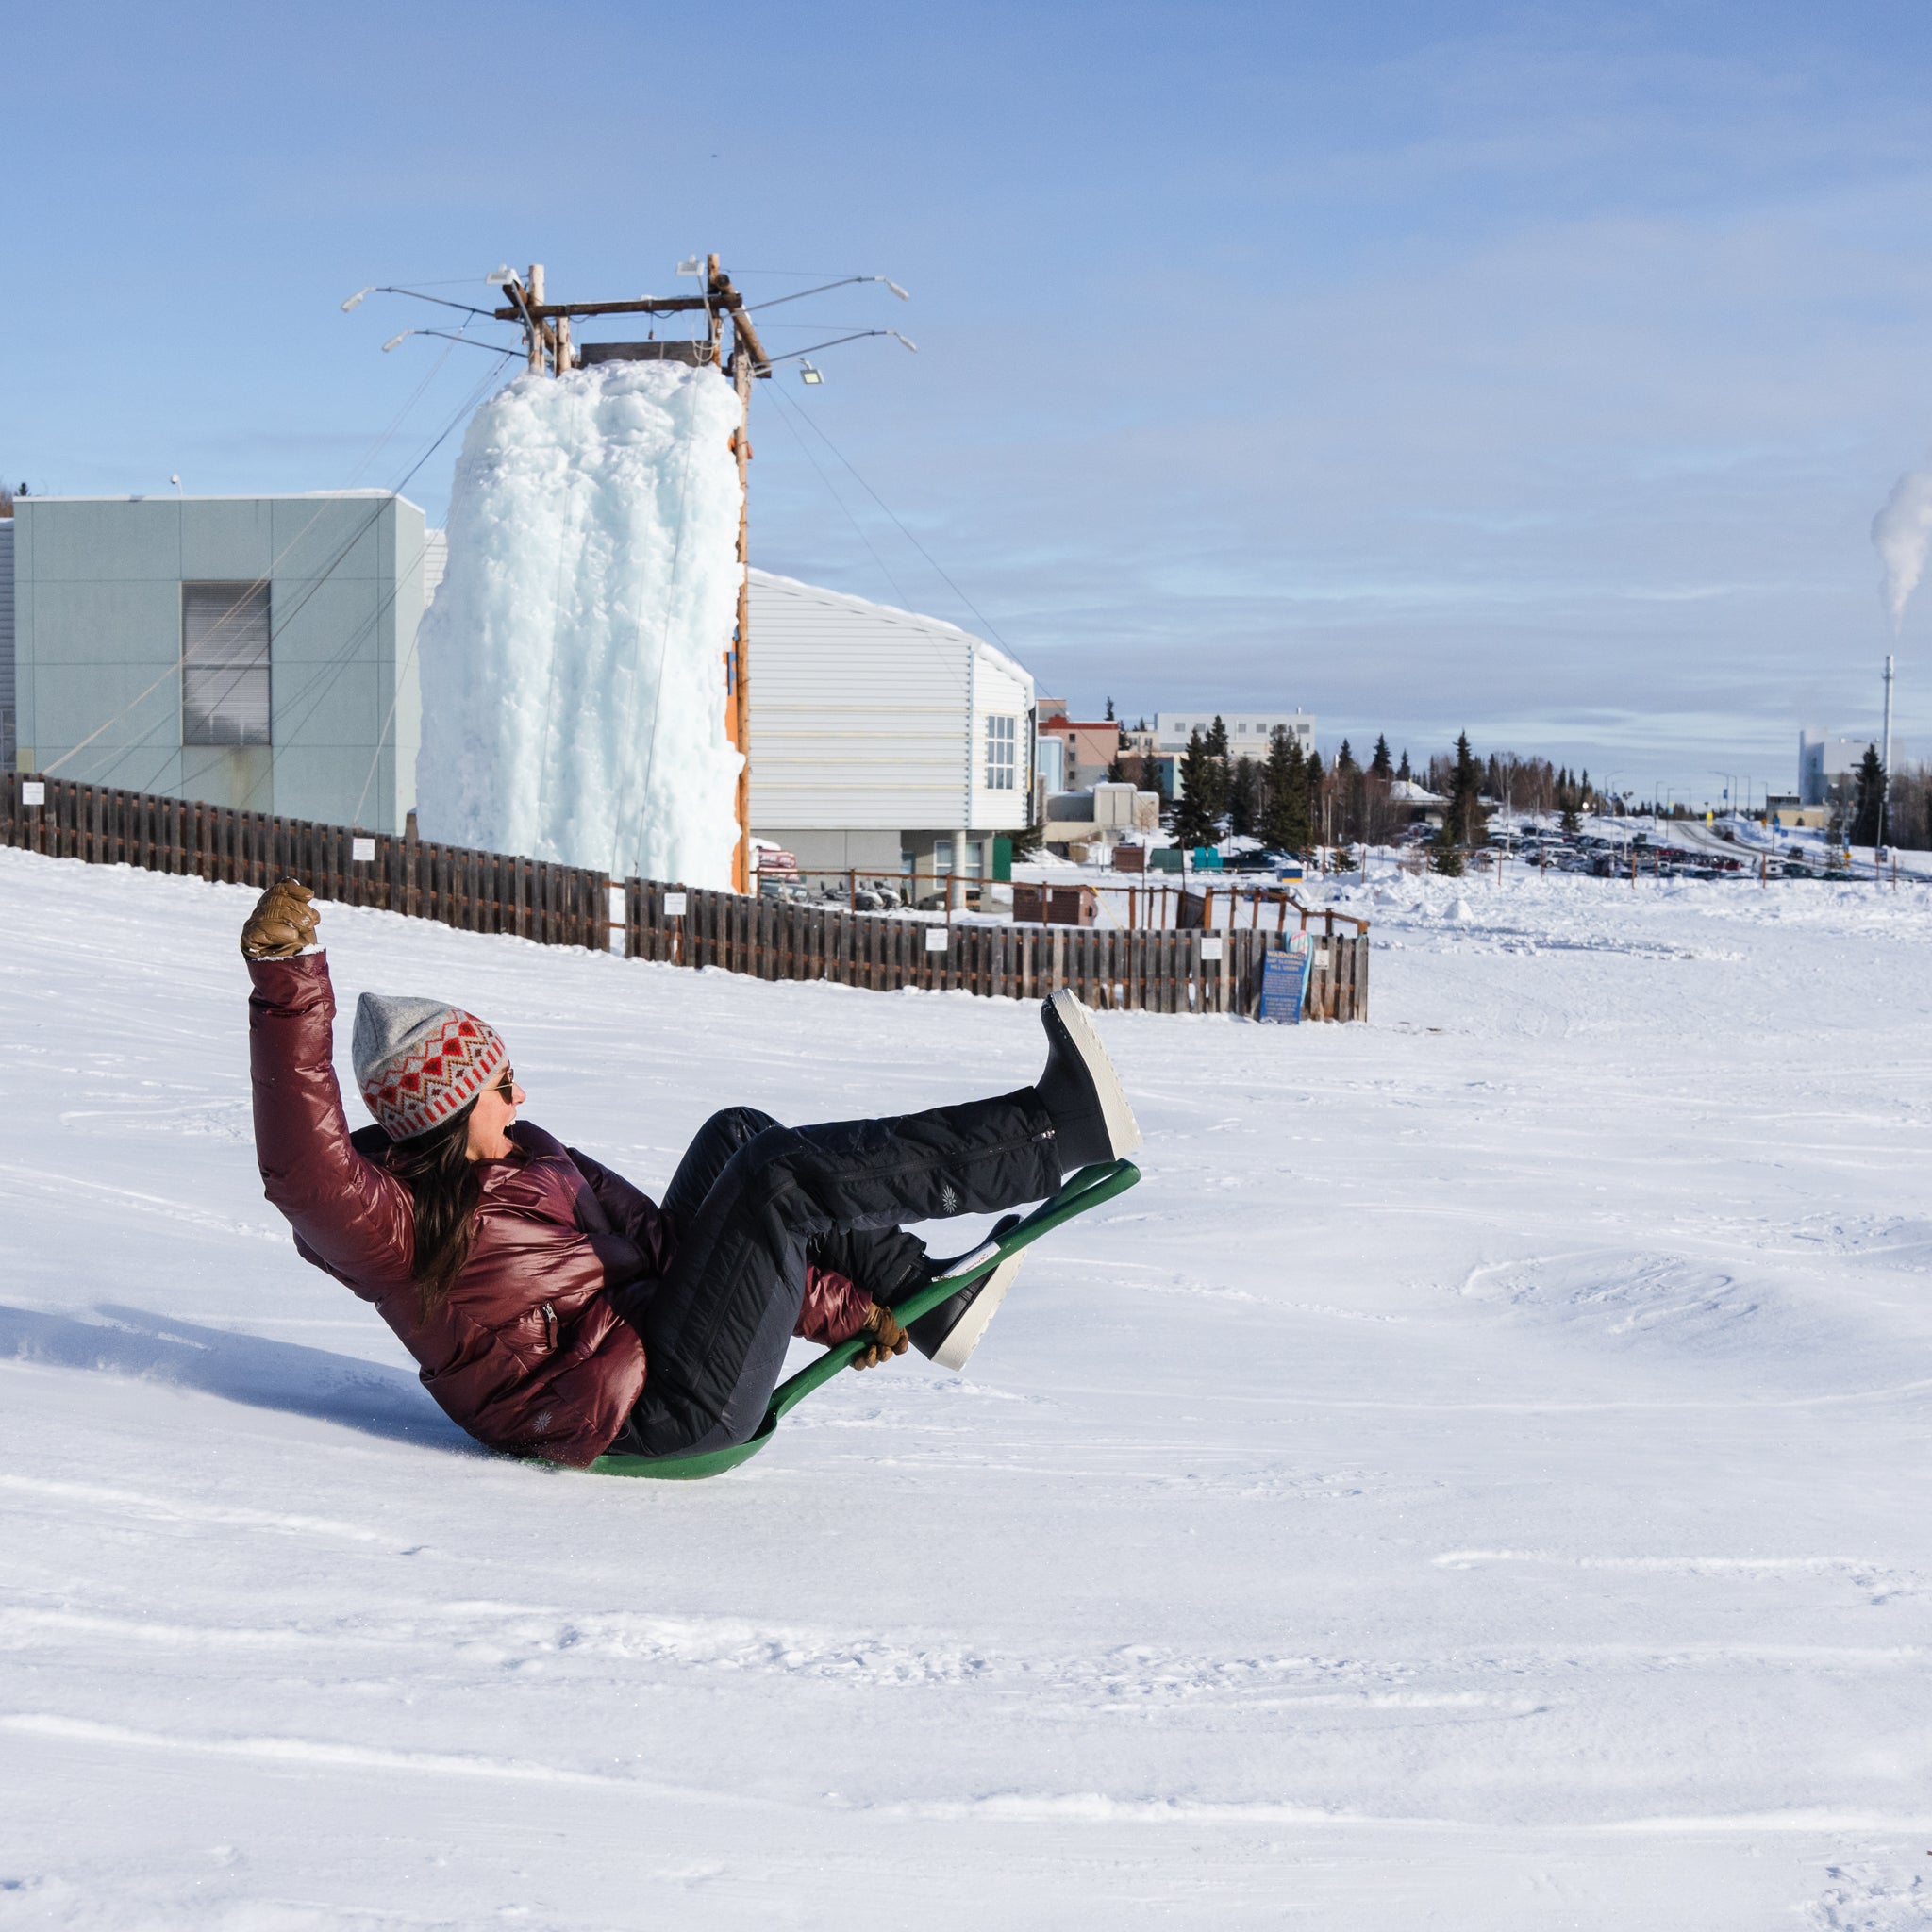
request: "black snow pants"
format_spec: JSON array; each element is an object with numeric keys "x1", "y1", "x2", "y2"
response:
[{"x1": 612, "y1": 1091, "x2": 1061, "y2": 1458}]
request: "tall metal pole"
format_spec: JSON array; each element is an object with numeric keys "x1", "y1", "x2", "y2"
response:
[
  {"x1": 1881, "y1": 653, "x2": 1895, "y2": 851},
  {"x1": 729, "y1": 325, "x2": 753, "y2": 894}
]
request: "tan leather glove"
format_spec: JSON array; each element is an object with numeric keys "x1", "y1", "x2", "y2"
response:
[
  {"x1": 241, "y1": 878, "x2": 319, "y2": 959},
  {"x1": 850, "y1": 1302, "x2": 908, "y2": 1371}
]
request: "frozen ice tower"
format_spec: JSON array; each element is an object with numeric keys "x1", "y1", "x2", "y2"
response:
[{"x1": 416, "y1": 360, "x2": 744, "y2": 885}]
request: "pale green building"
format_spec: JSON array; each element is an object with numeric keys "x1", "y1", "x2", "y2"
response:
[{"x1": 7, "y1": 492, "x2": 440, "y2": 833}]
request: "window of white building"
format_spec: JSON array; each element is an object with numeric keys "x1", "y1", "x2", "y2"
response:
[
  {"x1": 985, "y1": 712, "x2": 1017, "y2": 790},
  {"x1": 182, "y1": 583, "x2": 271, "y2": 747}
]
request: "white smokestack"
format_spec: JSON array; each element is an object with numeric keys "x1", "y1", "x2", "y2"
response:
[{"x1": 1872, "y1": 470, "x2": 1932, "y2": 632}]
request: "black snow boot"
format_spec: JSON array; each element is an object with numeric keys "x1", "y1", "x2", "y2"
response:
[
  {"x1": 1033, "y1": 990, "x2": 1141, "y2": 1173},
  {"x1": 908, "y1": 1217, "x2": 1024, "y2": 1372}
]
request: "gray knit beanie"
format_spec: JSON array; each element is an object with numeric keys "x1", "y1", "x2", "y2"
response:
[{"x1": 353, "y1": 992, "x2": 508, "y2": 1141}]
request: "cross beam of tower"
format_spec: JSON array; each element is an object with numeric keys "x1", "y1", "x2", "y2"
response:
[{"x1": 493, "y1": 259, "x2": 770, "y2": 892}]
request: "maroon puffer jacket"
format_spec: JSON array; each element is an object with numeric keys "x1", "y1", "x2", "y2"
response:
[{"x1": 247, "y1": 953, "x2": 873, "y2": 1465}]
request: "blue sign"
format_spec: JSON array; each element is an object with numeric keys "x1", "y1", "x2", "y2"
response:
[{"x1": 1258, "y1": 937, "x2": 1311, "y2": 1024}]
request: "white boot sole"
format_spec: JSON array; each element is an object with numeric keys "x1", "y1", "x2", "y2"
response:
[
  {"x1": 929, "y1": 1250, "x2": 1024, "y2": 1373},
  {"x1": 1048, "y1": 989, "x2": 1143, "y2": 1159}
]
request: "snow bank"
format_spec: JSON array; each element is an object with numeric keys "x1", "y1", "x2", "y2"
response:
[{"x1": 416, "y1": 362, "x2": 744, "y2": 885}]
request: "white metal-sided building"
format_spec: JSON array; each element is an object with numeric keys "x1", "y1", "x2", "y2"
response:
[{"x1": 746, "y1": 568, "x2": 1035, "y2": 883}]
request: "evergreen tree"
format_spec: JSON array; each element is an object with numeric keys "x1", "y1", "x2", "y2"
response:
[
  {"x1": 1441, "y1": 731, "x2": 1488, "y2": 850},
  {"x1": 1331, "y1": 741, "x2": 1360, "y2": 844},
  {"x1": 1430, "y1": 825, "x2": 1465, "y2": 876},
  {"x1": 1851, "y1": 744, "x2": 1887, "y2": 846},
  {"x1": 1370, "y1": 735, "x2": 1393, "y2": 779},
  {"x1": 1188, "y1": 715, "x2": 1229, "y2": 826},
  {"x1": 1304, "y1": 748, "x2": 1327, "y2": 848},
  {"x1": 1228, "y1": 756, "x2": 1261, "y2": 837},
  {"x1": 1397, "y1": 748, "x2": 1412, "y2": 781},
  {"x1": 1105, "y1": 696, "x2": 1116, "y2": 720},
  {"x1": 1171, "y1": 728, "x2": 1219, "y2": 849},
  {"x1": 1106, "y1": 756, "x2": 1127, "y2": 785},
  {"x1": 1262, "y1": 726, "x2": 1310, "y2": 853}
]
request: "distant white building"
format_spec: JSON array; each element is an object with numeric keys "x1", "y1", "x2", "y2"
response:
[
  {"x1": 745, "y1": 569, "x2": 1036, "y2": 883},
  {"x1": 1799, "y1": 729, "x2": 1890, "y2": 806},
  {"x1": 1155, "y1": 710, "x2": 1313, "y2": 754}
]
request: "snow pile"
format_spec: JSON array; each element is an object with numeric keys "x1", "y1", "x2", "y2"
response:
[{"x1": 416, "y1": 361, "x2": 744, "y2": 885}]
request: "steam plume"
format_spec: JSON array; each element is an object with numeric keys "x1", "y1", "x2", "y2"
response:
[{"x1": 1872, "y1": 470, "x2": 1932, "y2": 631}]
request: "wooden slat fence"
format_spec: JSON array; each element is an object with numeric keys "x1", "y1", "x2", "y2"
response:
[
  {"x1": 1, "y1": 772, "x2": 609, "y2": 949},
  {"x1": 3, "y1": 773, "x2": 1367, "y2": 1020},
  {"x1": 623, "y1": 885, "x2": 1367, "y2": 1019}
]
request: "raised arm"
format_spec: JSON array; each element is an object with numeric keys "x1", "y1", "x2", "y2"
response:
[{"x1": 243, "y1": 884, "x2": 413, "y2": 1297}]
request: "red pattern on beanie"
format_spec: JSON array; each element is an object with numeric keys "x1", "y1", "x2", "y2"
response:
[{"x1": 360, "y1": 1010, "x2": 508, "y2": 1141}]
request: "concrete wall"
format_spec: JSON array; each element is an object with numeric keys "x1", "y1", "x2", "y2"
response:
[
  {"x1": 12, "y1": 494, "x2": 425, "y2": 831},
  {"x1": 757, "y1": 827, "x2": 906, "y2": 873}
]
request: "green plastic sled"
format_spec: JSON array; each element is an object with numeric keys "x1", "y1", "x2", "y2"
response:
[{"x1": 587, "y1": 1157, "x2": 1141, "y2": 1480}]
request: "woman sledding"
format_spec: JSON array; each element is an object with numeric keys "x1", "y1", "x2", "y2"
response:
[{"x1": 242, "y1": 878, "x2": 1141, "y2": 1469}]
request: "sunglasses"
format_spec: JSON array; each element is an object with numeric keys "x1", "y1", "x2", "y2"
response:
[{"x1": 492, "y1": 1066, "x2": 517, "y2": 1101}]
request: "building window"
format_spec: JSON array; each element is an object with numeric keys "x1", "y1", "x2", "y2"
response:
[
  {"x1": 183, "y1": 582, "x2": 271, "y2": 747},
  {"x1": 985, "y1": 713, "x2": 1017, "y2": 790},
  {"x1": 936, "y1": 837, "x2": 984, "y2": 878}
]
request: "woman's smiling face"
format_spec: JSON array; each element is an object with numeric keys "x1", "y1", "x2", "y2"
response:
[{"x1": 464, "y1": 1065, "x2": 526, "y2": 1162}]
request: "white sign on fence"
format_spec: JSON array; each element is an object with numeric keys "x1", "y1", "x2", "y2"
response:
[
  {"x1": 924, "y1": 924, "x2": 951, "y2": 952},
  {"x1": 22, "y1": 781, "x2": 44, "y2": 807},
  {"x1": 1199, "y1": 936, "x2": 1224, "y2": 962},
  {"x1": 608, "y1": 884, "x2": 626, "y2": 926},
  {"x1": 663, "y1": 891, "x2": 688, "y2": 917},
  {"x1": 351, "y1": 837, "x2": 376, "y2": 862}
]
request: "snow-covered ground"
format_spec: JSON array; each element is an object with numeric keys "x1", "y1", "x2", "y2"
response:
[{"x1": 5, "y1": 847, "x2": 1932, "y2": 1930}]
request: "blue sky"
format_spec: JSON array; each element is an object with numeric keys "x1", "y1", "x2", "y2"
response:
[{"x1": 12, "y1": 0, "x2": 1932, "y2": 800}]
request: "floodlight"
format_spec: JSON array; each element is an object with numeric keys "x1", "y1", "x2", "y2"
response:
[
  {"x1": 382, "y1": 333, "x2": 409, "y2": 352},
  {"x1": 341, "y1": 287, "x2": 375, "y2": 311},
  {"x1": 883, "y1": 280, "x2": 910, "y2": 300},
  {"x1": 485, "y1": 265, "x2": 514, "y2": 285},
  {"x1": 676, "y1": 255, "x2": 702, "y2": 277},
  {"x1": 799, "y1": 362, "x2": 824, "y2": 385},
  {"x1": 891, "y1": 332, "x2": 918, "y2": 352}
]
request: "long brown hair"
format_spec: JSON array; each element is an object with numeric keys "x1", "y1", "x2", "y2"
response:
[{"x1": 390, "y1": 1100, "x2": 483, "y2": 1314}]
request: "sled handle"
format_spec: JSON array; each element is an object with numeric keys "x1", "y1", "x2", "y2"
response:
[{"x1": 763, "y1": 1158, "x2": 1141, "y2": 1425}]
